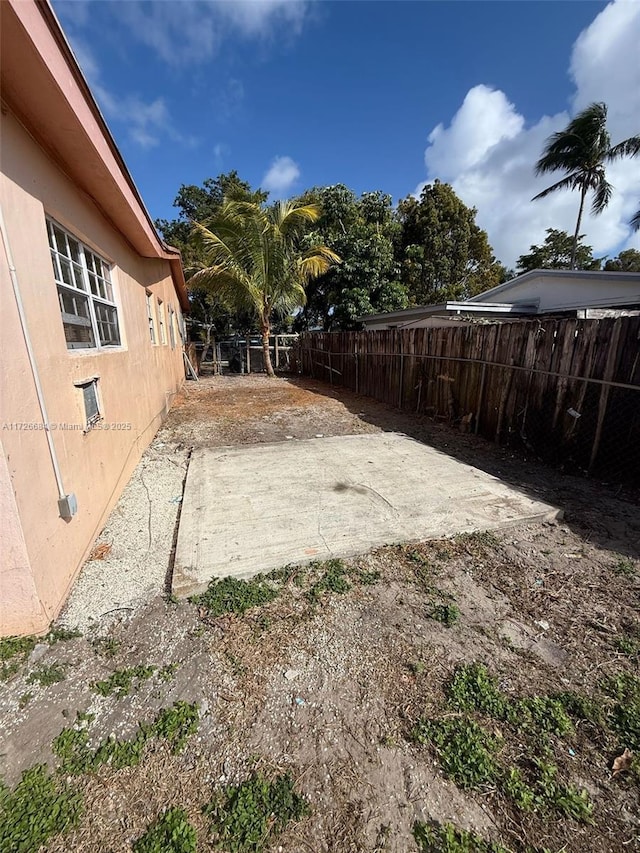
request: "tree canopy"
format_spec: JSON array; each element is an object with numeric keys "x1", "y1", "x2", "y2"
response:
[
  {"x1": 187, "y1": 198, "x2": 339, "y2": 375},
  {"x1": 533, "y1": 102, "x2": 640, "y2": 269},
  {"x1": 395, "y1": 181, "x2": 506, "y2": 306},
  {"x1": 516, "y1": 229, "x2": 601, "y2": 274},
  {"x1": 293, "y1": 185, "x2": 406, "y2": 331}
]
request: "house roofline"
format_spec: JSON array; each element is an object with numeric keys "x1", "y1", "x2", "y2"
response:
[
  {"x1": 1, "y1": 0, "x2": 189, "y2": 311},
  {"x1": 467, "y1": 268, "x2": 640, "y2": 303}
]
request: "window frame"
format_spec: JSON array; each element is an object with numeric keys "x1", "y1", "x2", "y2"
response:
[
  {"x1": 146, "y1": 290, "x2": 157, "y2": 344},
  {"x1": 168, "y1": 304, "x2": 176, "y2": 349},
  {"x1": 74, "y1": 376, "x2": 102, "y2": 431},
  {"x1": 47, "y1": 218, "x2": 121, "y2": 352},
  {"x1": 157, "y1": 298, "x2": 167, "y2": 345}
]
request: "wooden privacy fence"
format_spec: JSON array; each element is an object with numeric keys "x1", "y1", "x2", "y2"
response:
[{"x1": 294, "y1": 318, "x2": 640, "y2": 483}]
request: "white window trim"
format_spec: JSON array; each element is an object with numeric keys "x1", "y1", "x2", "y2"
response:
[
  {"x1": 157, "y1": 298, "x2": 167, "y2": 345},
  {"x1": 73, "y1": 375, "x2": 102, "y2": 432},
  {"x1": 47, "y1": 218, "x2": 122, "y2": 352},
  {"x1": 146, "y1": 290, "x2": 157, "y2": 345}
]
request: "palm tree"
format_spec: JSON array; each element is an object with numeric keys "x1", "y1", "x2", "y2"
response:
[
  {"x1": 532, "y1": 102, "x2": 640, "y2": 269},
  {"x1": 631, "y1": 207, "x2": 640, "y2": 232},
  {"x1": 187, "y1": 198, "x2": 340, "y2": 377}
]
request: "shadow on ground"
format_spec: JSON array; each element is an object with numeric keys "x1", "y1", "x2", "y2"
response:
[{"x1": 273, "y1": 374, "x2": 640, "y2": 562}]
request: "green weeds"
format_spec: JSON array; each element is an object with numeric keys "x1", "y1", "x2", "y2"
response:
[
  {"x1": 92, "y1": 664, "x2": 156, "y2": 697},
  {"x1": 411, "y1": 717, "x2": 499, "y2": 789},
  {"x1": 191, "y1": 576, "x2": 279, "y2": 617},
  {"x1": 613, "y1": 557, "x2": 636, "y2": 577},
  {"x1": 26, "y1": 663, "x2": 66, "y2": 687},
  {"x1": 204, "y1": 772, "x2": 309, "y2": 853},
  {"x1": 414, "y1": 821, "x2": 513, "y2": 853},
  {"x1": 133, "y1": 807, "x2": 197, "y2": 853},
  {"x1": 430, "y1": 603, "x2": 460, "y2": 628},
  {"x1": 0, "y1": 764, "x2": 82, "y2": 852},
  {"x1": 412, "y1": 662, "x2": 594, "y2": 822},
  {"x1": 53, "y1": 701, "x2": 199, "y2": 774},
  {"x1": 0, "y1": 626, "x2": 81, "y2": 681},
  {"x1": 600, "y1": 672, "x2": 640, "y2": 750},
  {"x1": 446, "y1": 664, "x2": 573, "y2": 736}
]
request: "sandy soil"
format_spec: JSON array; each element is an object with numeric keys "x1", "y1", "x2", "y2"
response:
[{"x1": 1, "y1": 374, "x2": 639, "y2": 853}]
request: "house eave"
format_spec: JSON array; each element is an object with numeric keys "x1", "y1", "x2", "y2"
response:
[{"x1": 1, "y1": 0, "x2": 189, "y2": 312}]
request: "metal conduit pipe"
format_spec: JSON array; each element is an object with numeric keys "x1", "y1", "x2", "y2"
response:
[{"x1": 0, "y1": 203, "x2": 76, "y2": 517}]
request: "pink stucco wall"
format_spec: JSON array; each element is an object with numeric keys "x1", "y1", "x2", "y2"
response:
[{"x1": 0, "y1": 110, "x2": 185, "y2": 635}]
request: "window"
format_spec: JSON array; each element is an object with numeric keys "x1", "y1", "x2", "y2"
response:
[
  {"x1": 168, "y1": 305, "x2": 176, "y2": 349},
  {"x1": 157, "y1": 299, "x2": 167, "y2": 345},
  {"x1": 146, "y1": 291, "x2": 156, "y2": 344},
  {"x1": 47, "y1": 219, "x2": 121, "y2": 350},
  {"x1": 76, "y1": 378, "x2": 101, "y2": 429}
]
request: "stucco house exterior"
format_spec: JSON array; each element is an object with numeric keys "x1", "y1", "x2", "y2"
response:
[
  {"x1": 359, "y1": 270, "x2": 640, "y2": 330},
  {"x1": 1, "y1": 0, "x2": 190, "y2": 635}
]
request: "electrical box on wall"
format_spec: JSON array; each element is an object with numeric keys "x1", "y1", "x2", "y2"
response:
[{"x1": 58, "y1": 493, "x2": 77, "y2": 518}]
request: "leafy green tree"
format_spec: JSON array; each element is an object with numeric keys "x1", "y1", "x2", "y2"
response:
[
  {"x1": 603, "y1": 248, "x2": 640, "y2": 272},
  {"x1": 395, "y1": 180, "x2": 504, "y2": 305},
  {"x1": 188, "y1": 199, "x2": 339, "y2": 376},
  {"x1": 533, "y1": 102, "x2": 640, "y2": 269},
  {"x1": 157, "y1": 172, "x2": 268, "y2": 338},
  {"x1": 516, "y1": 228, "x2": 601, "y2": 273},
  {"x1": 294, "y1": 185, "x2": 406, "y2": 330},
  {"x1": 156, "y1": 171, "x2": 267, "y2": 255}
]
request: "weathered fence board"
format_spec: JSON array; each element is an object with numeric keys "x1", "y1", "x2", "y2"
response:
[{"x1": 294, "y1": 318, "x2": 640, "y2": 483}]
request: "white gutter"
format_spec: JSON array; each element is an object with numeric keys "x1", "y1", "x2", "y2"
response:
[{"x1": 0, "y1": 203, "x2": 71, "y2": 510}]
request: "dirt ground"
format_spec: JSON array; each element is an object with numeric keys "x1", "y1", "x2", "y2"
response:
[{"x1": 1, "y1": 375, "x2": 639, "y2": 853}]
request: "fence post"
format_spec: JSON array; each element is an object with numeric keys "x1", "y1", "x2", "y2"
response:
[
  {"x1": 398, "y1": 352, "x2": 404, "y2": 409},
  {"x1": 474, "y1": 363, "x2": 487, "y2": 435},
  {"x1": 275, "y1": 335, "x2": 280, "y2": 369},
  {"x1": 328, "y1": 350, "x2": 333, "y2": 386},
  {"x1": 355, "y1": 342, "x2": 359, "y2": 394},
  {"x1": 589, "y1": 320, "x2": 622, "y2": 472}
]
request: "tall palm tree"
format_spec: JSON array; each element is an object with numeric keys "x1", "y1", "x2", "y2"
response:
[
  {"x1": 532, "y1": 102, "x2": 640, "y2": 269},
  {"x1": 187, "y1": 198, "x2": 340, "y2": 377}
]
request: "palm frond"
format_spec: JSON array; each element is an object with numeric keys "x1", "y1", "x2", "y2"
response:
[
  {"x1": 532, "y1": 173, "x2": 581, "y2": 201},
  {"x1": 608, "y1": 135, "x2": 640, "y2": 159},
  {"x1": 591, "y1": 174, "x2": 613, "y2": 214},
  {"x1": 631, "y1": 206, "x2": 640, "y2": 232}
]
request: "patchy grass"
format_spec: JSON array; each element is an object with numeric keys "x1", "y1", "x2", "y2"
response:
[
  {"x1": 191, "y1": 576, "x2": 280, "y2": 617},
  {"x1": 446, "y1": 663, "x2": 573, "y2": 736},
  {"x1": 92, "y1": 664, "x2": 156, "y2": 697},
  {"x1": 204, "y1": 772, "x2": 309, "y2": 853},
  {"x1": 612, "y1": 557, "x2": 636, "y2": 577},
  {"x1": 0, "y1": 764, "x2": 83, "y2": 852},
  {"x1": 430, "y1": 602, "x2": 461, "y2": 628},
  {"x1": 306, "y1": 559, "x2": 352, "y2": 603},
  {"x1": 600, "y1": 672, "x2": 640, "y2": 751},
  {"x1": 91, "y1": 636, "x2": 121, "y2": 658},
  {"x1": 26, "y1": 663, "x2": 66, "y2": 687},
  {"x1": 0, "y1": 636, "x2": 37, "y2": 681},
  {"x1": 411, "y1": 716, "x2": 500, "y2": 789},
  {"x1": 133, "y1": 807, "x2": 197, "y2": 853},
  {"x1": 413, "y1": 662, "x2": 595, "y2": 823},
  {"x1": 0, "y1": 626, "x2": 81, "y2": 681},
  {"x1": 414, "y1": 821, "x2": 513, "y2": 853},
  {"x1": 53, "y1": 701, "x2": 199, "y2": 774}
]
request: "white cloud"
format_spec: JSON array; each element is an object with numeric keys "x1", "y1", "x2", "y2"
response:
[
  {"x1": 112, "y1": 0, "x2": 309, "y2": 66},
  {"x1": 213, "y1": 142, "x2": 229, "y2": 169},
  {"x1": 262, "y1": 155, "x2": 301, "y2": 196},
  {"x1": 417, "y1": 0, "x2": 640, "y2": 268},
  {"x1": 69, "y1": 37, "x2": 197, "y2": 150}
]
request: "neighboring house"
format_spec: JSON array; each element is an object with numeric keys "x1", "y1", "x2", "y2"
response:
[
  {"x1": 359, "y1": 270, "x2": 640, "y2": 330},
  {"x1": 0, "y1": 0, "x2": 190, "y2": 635}
]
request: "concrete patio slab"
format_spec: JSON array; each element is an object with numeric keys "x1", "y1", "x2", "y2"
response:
[{"x1": 172, "y1": 433, "x2": 561, "y2": 597}]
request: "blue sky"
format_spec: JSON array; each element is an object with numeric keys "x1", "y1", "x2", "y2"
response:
[{"x1": 54, "y1": 1, "x2": 640, "y2": 267}]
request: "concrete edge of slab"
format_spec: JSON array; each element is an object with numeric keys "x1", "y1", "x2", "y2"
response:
[{"x1": 172, "y1": 508, "x2": 563, "y2": 599}]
